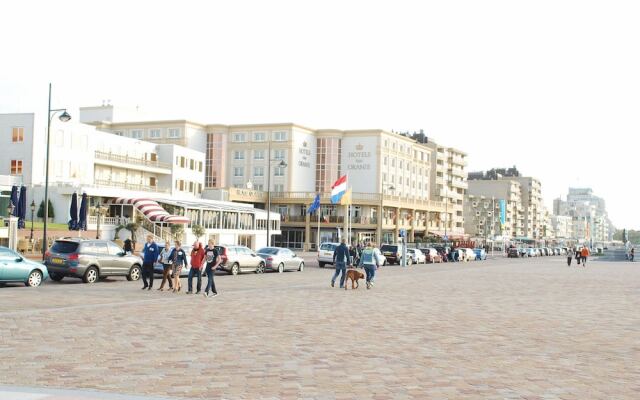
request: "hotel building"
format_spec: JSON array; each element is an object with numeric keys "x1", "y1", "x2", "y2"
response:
[{"x1": 84, "y1": 105, "x2": 468, "y2": 250}]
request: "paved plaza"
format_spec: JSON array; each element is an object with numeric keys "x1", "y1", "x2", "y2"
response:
[{"x1": 1, "y1": 255, "x2": 639, "y2": 400}]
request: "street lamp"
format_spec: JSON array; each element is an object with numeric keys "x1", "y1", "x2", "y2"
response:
[
  {"x1": 94, "y1": 202, "x2": 107, "y2": 239},
  {"x1": 266, "y1": 139, "x2": 287, "y2": 247},
  {"x1": 43, "y1": 83, "x2": 71, "y2": 259},
  {"x1": 30, "y1": 200, "x2": 35, "y2": 240},
  {"x1": 378, "y1": 183, "x2": 395, "y2": 244},
  {"x1": 6, "y1": 204, "x2": 14, "y2": 250}
]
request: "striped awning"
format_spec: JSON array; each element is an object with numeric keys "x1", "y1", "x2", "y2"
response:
[{"x1": 108, "y1": 197, "x2": 190, "y2": 224}]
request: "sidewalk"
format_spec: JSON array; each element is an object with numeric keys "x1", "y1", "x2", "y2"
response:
[{"x1": 0, "y1": 386, "x2": 174, "y2": 400}]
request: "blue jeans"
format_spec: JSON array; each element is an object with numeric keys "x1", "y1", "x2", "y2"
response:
[
  {"x1": 188, "y1": 268, "x2": 202, "y2": 292},
  {"x1": 364, "y1": 264, "x2": 376, "y2": 283},
  {"x1": 204, "y1": 264, "x2": 217, "y2": 294},
  {"x1": 332, "y1": 262, "x2": 347, "y2": 287}
]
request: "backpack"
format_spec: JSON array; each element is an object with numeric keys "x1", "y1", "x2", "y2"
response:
[{"x1": 359, "y1": 248, "x2": 375, "y2": 266}]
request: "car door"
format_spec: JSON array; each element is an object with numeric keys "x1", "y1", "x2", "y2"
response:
[
  {"x1": 244, "y1": 247, "x2": 261, "y2": 269},
  {"x1": 107, "y1": 241, "x2": 131, "y2": 274},
  {"x1": 282, "y1": 249, "x2": 295, "y2": 269},
  {"x1": 92, "y1": 242, "x2": 112, "y2": 274},
  {"x1": 0, "y1": 248, "x2": 24, "y2": 281}
]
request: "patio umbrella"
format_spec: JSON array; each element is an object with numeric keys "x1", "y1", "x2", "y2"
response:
[
  {"x1": 9, "y1": 186, "x2": 18, "y2": 217},
  {"x1": 18, "y1": 186, "x2": 27, "y2": 229},
  {"x1": 68, "y1": 192, "x2": 78, "y2": 230},
  {"x1": 78, "y1": 192, "x2": 88, "y2": 231}
]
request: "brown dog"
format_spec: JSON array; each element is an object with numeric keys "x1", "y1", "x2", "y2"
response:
[{"x1": 345, "y1": 268, "x2": 365, "y2": 290}]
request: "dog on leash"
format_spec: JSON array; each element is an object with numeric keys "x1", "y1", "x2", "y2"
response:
[{"x1": 345, "y1": 268, "x2": 365, "y2": 290}]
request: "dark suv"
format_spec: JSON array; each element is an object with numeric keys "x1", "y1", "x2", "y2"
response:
[
  {"x1": 380, "y1": 244, "x2": 406, "y2": 265},
  {"x1": 45, "y1": 238, "x2": 143, "y2": 283}
]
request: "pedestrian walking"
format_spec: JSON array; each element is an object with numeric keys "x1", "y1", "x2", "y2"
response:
[
  {"x1": 575, "y1": 248, "x2": 581, "y2": 265},
  {"x1": 331, "y1": 239, "x2": 351, "y2": 288},
  {"x1": 187, "y1": 241, "x2": 206, "y2": 294},
  {"x1": 580, "y1": 246, "x2": 590, "y2": 267},
  {"x1": 141, "y1": 235, "x2": 159, "y2": 291},
  {"x1": 170, "y1": 241, "x2": 187, "y2": 293},
  {"x1": 157, "y1": 243, "x2": 173, "y2": 291},
  {"x1": 123, "y1": 238, "x2": 133, "y2": 255},
  {"x1": 567, "y1": 247, "x2": 573, "y2": 266},
  {"x1": 630, "y1": 248, "x2": 635, "y2": 262},
  {"x1": 359, "y1": 242, "x2": 382, "y2": 289},
  {"x1": 203, "y1": 239, "x2": 220, "y2": 298},
  {"x1": 349, "y1": 241, "x2": 359, "y2": 267}
]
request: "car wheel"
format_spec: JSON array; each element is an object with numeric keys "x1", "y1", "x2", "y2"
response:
[
  {"x1": 231, "y1": 263, "x2": 239, "y2": 275},
  {"x1": 277, "y1": 263, "x2": 284, "y2": 273},
  {"x1": 298, "y1": 262, "x2": 304, "y2": 272},
  {"x1": 319, "y1": 262, "x2": 325, "y2": 268},
  {"x1": 49, "y1": 273, "x2": 64, "y2": 282},
  {"x1": 83, "y1": 267, "x2": 99, "y2": 284},
  {"x1": 256, "y1": 263, "x2": 265, "y2": 274},
  {"x1": 127, "y1": 265, "x2": 141, "y2": 281},
  {"x1": 26, "y1": 270, "x2": 43, "y2": 287}
]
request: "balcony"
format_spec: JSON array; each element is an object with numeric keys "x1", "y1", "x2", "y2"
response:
[
  {"x1": 94, "y1": 179, "x2": 170, "y2": 193},
  {"x1": 0, "y1": 175, "x2": 23, "y2": 188},
  {"x1": 451, "y1": 179, "x2": 468, "y2": 189},
  {"x1": 450, "y1": 156, "x2": 467, "y2": 166},
  {"x1": 94, "y1": 151, "x2": 172, "y2": 174}
]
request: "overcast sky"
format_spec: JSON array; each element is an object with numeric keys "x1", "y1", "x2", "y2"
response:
[{"x1": 1, "y1": 0, "x2": 638, "y2": 228}]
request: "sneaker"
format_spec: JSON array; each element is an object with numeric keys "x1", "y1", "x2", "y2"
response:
[
  {"x1": 141, "y1": 286, "x2": 148, "y2": 290},
  {"x1": 366, "y1": 282, "x2": 371, "y2": 290},
  {"x1": 203, "y1": 292, "x2": 208, "y2": 298},
  {"x1": 331, "y1": 281, "x2": 335, "y2": 287},
  {"x1": 147, "y1": 287, "x2": 152, "y2": 291},
  {"x1": 210, "y1": 293, "x2": 218, "y2": 298},
  {"x1": 186, "y1": 291, "x2": 192, "y2": 294},
  {"x1": 196, "y1": 291, "x2": 201, "y2": 295},
  {"x1": 369, "y1": 281, "x2": 374, "y2": 287}
]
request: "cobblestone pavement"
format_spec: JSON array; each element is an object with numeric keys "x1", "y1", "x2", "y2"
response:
[{"x1": 1, "y1": 256, "x2": 639, "y2": 399}]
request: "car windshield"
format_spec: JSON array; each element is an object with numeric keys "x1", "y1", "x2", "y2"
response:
[
  {"x1": 320, "y1": 244, "x2": 337, "y2": 251},
  {"x1": 257, "y1": 248, "x2": 279, "y2": 255},
  {"x1": 51, "y1": 241, "x2": 79, "y2": 253}
]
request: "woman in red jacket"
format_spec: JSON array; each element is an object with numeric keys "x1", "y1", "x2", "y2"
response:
[{"x1": 187, "y1": 242, "x2": 206, "y2": 294}]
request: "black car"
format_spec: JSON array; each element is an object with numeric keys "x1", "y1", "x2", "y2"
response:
[
  {"x1": 380, "y1": 244, "x2": 406, "y2": 265},
  {"x1": 507, "y1": 248, "x2": 520, "y2": 258}
]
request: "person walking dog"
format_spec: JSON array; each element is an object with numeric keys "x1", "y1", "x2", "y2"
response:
[
  {"x1": 359, "y1": 242, "x2": 382, "y2": 289},
  {"x1": 331, "y1": 239, "x2": 351, "y2": 288}
]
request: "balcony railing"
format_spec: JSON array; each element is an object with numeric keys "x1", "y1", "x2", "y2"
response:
[
  {"x1": 94, "y1": 151, "x2": 171, "y2": 170},
  {"x1": 87, "y1": 216, "x2": 120, "y2": 226},
  {"x1": 94, "y1": 179, "x2": 170, "y2": 193}
]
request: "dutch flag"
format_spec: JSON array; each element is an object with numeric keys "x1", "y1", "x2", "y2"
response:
[{"x1": 330, "y1": 175, "x2": 348, "y2": 204}]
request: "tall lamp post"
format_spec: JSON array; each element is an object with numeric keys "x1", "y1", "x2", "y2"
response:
[
  {"x1": 30, "y1": 200, "x2": 35, "y2": 240},
  {"x1": 378, "y1": 183, "x2": 395, "y2": 244},
  {"x1": 94, "y1": 202, "x2": 107, "y2": 239},
  {"x1": 266, "y1": 139, "x2": 287, "y2": 247},
  {"x1": 7, "y1": 204, "x2": 14, "y2": 250},
  {"x1": 42, "y1": 83, "x2": 71, "y2": 259}
]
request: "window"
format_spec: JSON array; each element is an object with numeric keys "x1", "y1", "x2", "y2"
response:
[
  {"x1": 254, "y1": 166, "x2": 264, "y2": 177},
  {"x1": 384, "y1": 157, "x2": 387, "y2": 166},
  {"x1": 234, "y1": 167, "x2": 244, "y2": 177},
  {"x1": 253, "y1": 184, "x2": 264, "y2": 191},
  {"x1": 234, "y1": 150, "x2": 245, "y2": 160},
  {"x1": 168, "y1": 128, "x2": 181, "y2": 138},
  {"x1": 114, "y1": 131, "x2": 124, "y2": 136},
  {"x1": 273, "y1": 184, "x2": 284, "y2": 192},
  {"x1": 391, "y1": 158, "x2": 396, "y2": 167},
  {"x1": 180, "y1": 157, "x2": 186, "y2": 168},
  {"x1": 274, "y1": 166, "x2": 284, "y2": 176},
  {"x1": 198, "y1": 161, "x2": 203, "y2": 172},
  {"x1": 254, "y1": 150, "x2": 265, "y2": 160},
  {"x1": 149, "y1": 129, "x2": 161, "y2": 139},
  {"x1": 232, "y1": 133, "x2": 246, "y2": 142},
  {"x1": 253, "y1": 132, "x2": 266, "y2": 142},
  {"x1": 12, "y1": 127, "x2": 24, "y2": 142},
  {"x1": 274, "y1": 149, "x2": 285, "y2": 160},
  {"x1": 130, "y1": 129, "x2": 143, "y2": 139},
  {"x1": 399, "y1": 160, "x2": 403, "y2": 169},
  {"x1": 273, "y1": 131, "x2": 287, "y2": 141},
  {"x1": 107, "y1": 242, "x2": 123, "y2": 255},
  {"x1": 10, "y1": 160, "x2": 22, "y2": 175}
]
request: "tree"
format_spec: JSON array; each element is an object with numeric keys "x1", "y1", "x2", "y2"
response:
[
  {"x1": 614, "y1": 229, "x2": 640, "y2": 244},
  {"x1": 36, "y1": 200, "x2": 55, "y2": 220},
  {"x1": 191, "y1": 224, "x2": 206, "y2": 242},
  {"x1": 125, "y1": 221, "x2": 141, "y2": 246},
  {"x1": 170, "y1": 224, "x2": 185, "y2": 241}
]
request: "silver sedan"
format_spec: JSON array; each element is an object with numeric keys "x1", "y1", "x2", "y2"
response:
[{"x1": 256, "y1": 247, "x2": 305, "y2": 273}]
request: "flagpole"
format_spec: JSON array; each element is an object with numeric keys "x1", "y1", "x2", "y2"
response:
[{"x1": 317, "y1": 203, "x2": 320, "y2": 250}]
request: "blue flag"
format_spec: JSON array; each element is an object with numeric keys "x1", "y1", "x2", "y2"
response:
[{"x1": 307, "y1": 194, "x2": 320, "y2": 214}]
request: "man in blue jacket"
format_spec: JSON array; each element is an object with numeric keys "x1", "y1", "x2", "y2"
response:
[
  {"x1": 141, "y1": 234, "x2": 159, "y2": 291},
  {"x1": 331, "y1": 238, "x2": 351, "y2": 288}
]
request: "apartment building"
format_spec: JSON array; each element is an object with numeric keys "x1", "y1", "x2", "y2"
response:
[
  {"x1": 85, "y1": 105, "x2": 468, "y2": 249},
  {"x1": 464, "y1": 179, "x2": 525, "y2": 239},
  {"x1": 553, "y1": 188, "x2": 613, "y2": 243}
]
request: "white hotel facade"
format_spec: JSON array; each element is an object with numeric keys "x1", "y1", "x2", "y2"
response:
[
  {"x1": 81, "y1": 105, "x2": 468, "y2": 250},
  {"x1": 0, "y1": 110, "x2": 280, "y2": 249}
]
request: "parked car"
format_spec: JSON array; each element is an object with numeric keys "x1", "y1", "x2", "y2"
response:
[
  {"x1": 380, "y1": 244, "x2": 407, "y2": 265},
  {"x1": 0, "y1": 246, "x2": 49, "y2": 287},
  {"x1": 257, "y1": 247, "x2": 304, "y2": 272},
  {"x1": 215, "y1": 245, "x2": 266, "y2": 275},
  {"x1": 407, "y1": 248, "x2": 426, "y2": 264},
  {"x1": 473, "y1": 248, "x2": 487, "y2": 260},
  {"x1": 507, "y1": 248, "x2": 520, "y2": 258},
  {"x1": 153, "y1": 244, "x2": 193, "y2": 277},
  {"x1": 433, "y1": 246, "x2": 449, "y2": 262},
  {"x1": 317, "y1": 242, "x2": 340, "y2": 268},
  {"x1": 45, "y1": 238, "x2": 143, "y2": 283},
  {"x1": 462, "y1": 248, "x2": 476, "y2": 261},
  {"x1": 420, "y1": 248, "x2": 443, "y2": 263},
  {"x1": 526, "y1": 248, "x2": 537, "y2": 257}
]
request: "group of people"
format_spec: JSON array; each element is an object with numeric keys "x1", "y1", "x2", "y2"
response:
[
  {"x1": 566, "y1": 246, "x2": 590, "y2": 267},
  {"x1": 140, "y1": 235, "x2": 221, "y2": 298},
  {"x1": 331, "y1": 239, "x2": 382, "y2": 289}
]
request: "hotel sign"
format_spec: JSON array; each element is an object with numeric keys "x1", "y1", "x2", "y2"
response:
[
  {"x1": 298, "y1": 140, "x2": 311, "y2": 168},
  {"x1": 347, "y1": 143, "x2": 372, "y2": 170}
]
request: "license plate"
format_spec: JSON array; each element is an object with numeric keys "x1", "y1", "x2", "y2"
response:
[
  {"x1": 51, "y1": 258, "x2": 65, "y2": 265},
  {"x1": 324, "y1": 252, "x2": 332, "y2": 256}
]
